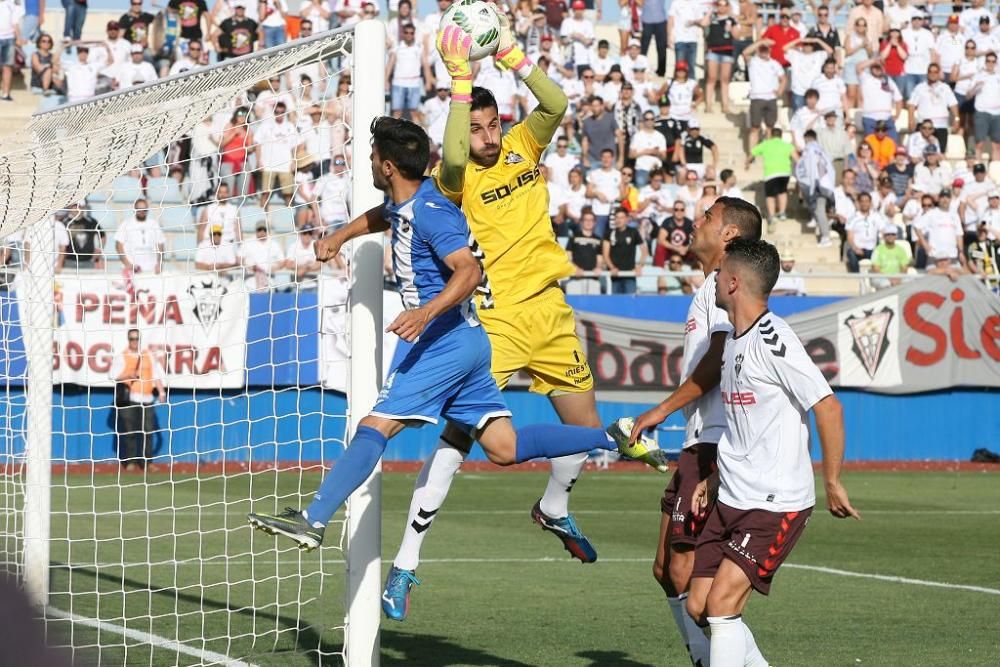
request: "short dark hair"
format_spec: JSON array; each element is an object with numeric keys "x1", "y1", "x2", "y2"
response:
[
  {"x1": 716, "y1": 196, "x2": 763, "y2": 241},
  {"x1": 720, "y1": 168, "x2": 734, "y2": 182},
  {"x1": 724, "y1": 238, "x2": 781, "y2": 296},
  {"x1": 370, "y1": 116, "x2": 429, "y2": 180},
  {"x1": 804, "y1": 129, "x2": 817, "y2": 140},
  {"x1": 471, "y1": 86, "x2": 498, "y2": 114},
  {"x1": 770, "y1": 127, "x2": 784, "y2": 138},
  {"x1": 805, "y1": 88, "x2": 819, "y2": 99}
]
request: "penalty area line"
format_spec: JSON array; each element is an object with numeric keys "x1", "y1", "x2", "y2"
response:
[
  {"x1": 783, "y1": 564, "x2": 1000, "y2": 596},
  {"x1": 46, "y1": 607, "x2": 259, "y2": 667}
]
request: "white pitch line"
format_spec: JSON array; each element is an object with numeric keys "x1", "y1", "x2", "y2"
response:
[
  {"x1": 67, "y1": 509, "x2": 1000, "y2": 518},
  {"x1": 783, "y1": 564, "x2": 1000, "y2": 596},
  {"x1": 46, "y1": 607, "x2": 259, "y2": 667},
  {"x1": 50, "y1": 559, "x2": 1000, "y2": 595}
]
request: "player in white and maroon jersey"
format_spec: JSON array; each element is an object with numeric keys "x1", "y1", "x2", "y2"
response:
[
  {"x1": 615, "y1": 196, "x2": 763, "y2": 666},
  {"x1": 683, "y1": 238, "x2": 860, "y2": 667}
]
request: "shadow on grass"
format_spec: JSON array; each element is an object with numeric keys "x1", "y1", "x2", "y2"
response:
[
  {"x1": 382, "y1": 628, "x2": 535, "y2": 666},
  {"x1": 576, "y1": 650, "x2": 656, "y2": 667},
  {"x1": 51, "y1": 561, "x2": 342, "y2": 666}
]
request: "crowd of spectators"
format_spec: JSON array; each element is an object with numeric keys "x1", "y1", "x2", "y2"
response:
[{"x1": 2, "y1": 0, "x2": 1000, "y2": 294}]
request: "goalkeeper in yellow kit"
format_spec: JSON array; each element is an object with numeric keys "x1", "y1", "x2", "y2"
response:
[{"x1": 381, "y1": 15, "x2": 605, "y2": 620}]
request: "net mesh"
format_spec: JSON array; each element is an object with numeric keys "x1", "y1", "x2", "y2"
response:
[{"x1": 0, "y1": 26, "x2": 370, "y2": 666}]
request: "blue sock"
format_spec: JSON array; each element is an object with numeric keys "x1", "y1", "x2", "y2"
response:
[
  {"x1": 514, "y1": 424, "x2": 615, "y2": 463},
  {"x1": 305, "y1": 425, "x2": 387, "y2": 527}
]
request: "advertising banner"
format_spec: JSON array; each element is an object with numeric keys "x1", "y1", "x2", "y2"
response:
[
  {"x1": 573, "y1": 276, "x2": 1000, "y2": 395},
  {"x1": 17, "y1": 271, "x2": 249, "y2": 388}
]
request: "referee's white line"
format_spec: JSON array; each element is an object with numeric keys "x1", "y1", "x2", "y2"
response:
[
  {"x1": 51, "y1": 559, "x2": 1000, "y2": 596},
  {"x1": 782, "y1": 564, "x2": 1000, "y2": 596},
  {"x1": 46, "y1": 607, "x2": 259, "y2": 667}
]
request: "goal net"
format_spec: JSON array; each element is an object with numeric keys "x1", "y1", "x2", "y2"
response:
[{"x1": 0, "y1": 21, "x2": 385, "y2": 666}]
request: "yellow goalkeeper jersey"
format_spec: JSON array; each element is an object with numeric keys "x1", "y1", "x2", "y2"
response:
[{"x1": 433, "y1": 122, "x2": 574, "y2": 309}]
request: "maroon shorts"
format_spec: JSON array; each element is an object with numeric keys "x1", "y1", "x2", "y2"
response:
[
  {"x1": 692, "y1": 501, "x2": 812, "y2": 595},
  {"x1": 660, "y1": 443, "x2": 718, "y2": 546}
]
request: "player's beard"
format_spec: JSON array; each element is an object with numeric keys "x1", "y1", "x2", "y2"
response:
[{"x1": 470, "y1": 144, "x2": 500, "y2": 168}]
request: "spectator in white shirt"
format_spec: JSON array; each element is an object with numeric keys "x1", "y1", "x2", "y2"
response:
[
  {"x1": 629, "y1": 111, "x2": 667, "y2": 186},
  {"x1": 543, "y1": 136, "x2": 580, "y2": 192},
  {"x1": 845, "y1": 191, "x2": 886, "y2": 272},
  {"x1": 783, "y1": 37, "x2": 831, "y2": 112},
  {"x1": 117, "y1": 42, "x2": 158, "y2": 89},
  {"x1": 936, "y1": 16, "x2": 966, "y2": 79},
  {"x1": 854, "y1": 58, "x2": 903, "y2": 141},
  {"x1": 194, "y1": 225, "x2": 241, "y2": 276},
  {"x1": 969, "y1": 52, "x2": 1000, "y2": 159},
  {"x1": 960, "y1": 0, "x2": 991, "y2": 38},
  {"x1": 908, "y1": 63, "x2": 960, "y2": 152},
  {"x1": 64, "y1": 45, "x2": 100, "y2": 103},
  {"x1": 92, "y1": 20, "x2": 132, "y2": 82},
  {"x1": 913, "y1": 145, "x2": 951, "y2": 196},
  {"x1": 313, "y1": 154, "x2": 351, "y2": 228},
  {"x1": 198, "y1": 183, "x2": 242, "y2": 244},
  {"x1": 743, "y1": 39, "x2": 786, "y2": 148},
  {"x1": 298, "y1": 104, "x2": 333, "y2": 176},
  {"x1": 810, "y1": 57, "x2": 849, "y2": 117},
  {"x1": 905, "y1": 121, "x2": 942, "y2": 164},
  {"x1": 899, "y1": 15, "x2": 935, "y2": 98},
  {"x1": 914, "y1": 189, "x2": 969, "y2": 271},
  {"x1": 115, "y1": 199, "x2": 165, "y2": 274},
  {"x1": 585, "y1": 148, "x2": 622, "y2": 236},
  {"x1": 771, "y1": 252, "x2": 807, "y2": 295},
  {"x1": 668, "y1": 0, "x2": 705, "y2": 72},
  {"x1": 168, "y1": 38, "x2": 203, "y2": 76},
  {"x1": 291, "y1": 225, "x2": 323, "y2": 289},
  {"x1": 972, "y1": 16, "x2": 1000, "y2": 54},
  {"x1": 618, "y1": 38, "x2": 649, "y2": 82},
  {"x1": 561, "y1": 1, "x2": 594, "y2": 73},
  {"x1": 242, "y1": 222, "x2": 288, "y2": 291},
  {"x1": 0, "y1": 0, "x2": 24, "y2": 102},
  {"x1": 590, "y1": 38, "x2": 616, "y2": 82},
  {"x1": 386, "y1": 22, "x2": 424, "y2": 123},
  {"x1": 255, "y1": 101, "x2": 300, "y2": 208},
  {"x1": 421, "y1": 86, "x2": 450, "y2": 146},
  {"x1": 789, "y1": 88, "x2": 824, "y2": 150}
]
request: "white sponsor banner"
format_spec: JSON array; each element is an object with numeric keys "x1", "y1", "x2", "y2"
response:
[
  {"x1": 21, "y1": 271, "x2": 248, "y2": 388},
  {"x1": 319, "y1": 277, "x2": 406, "y2": 393}
]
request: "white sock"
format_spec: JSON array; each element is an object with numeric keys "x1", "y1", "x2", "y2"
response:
[
  {"x1": 708, "y1": 615, "x2": 746, "y2": 667},
  {"x1": 667, "y1": 594, "x2": 691, "y2": 647},
  {"x1": 685, "y1": 610, "x2": 711, "y2": 666},
  {"x1": 538, "y1": 452, "x2": 588, "y2": 518},
  {"x1": 392, "y1": 439, "x2": 466, "y2": 571},
  {"x1": 742, "y1": 622, "x2": 768, "y2": 667}
]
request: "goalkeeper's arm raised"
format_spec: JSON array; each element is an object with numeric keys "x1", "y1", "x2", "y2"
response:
[{"x1": 435, "y1": 13, "x2": 568, "y2": 198}]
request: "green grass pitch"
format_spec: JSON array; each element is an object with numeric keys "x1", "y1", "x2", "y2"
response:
[{"x1": 40, "y1": 470, "x2": 1000, "y2": 666}]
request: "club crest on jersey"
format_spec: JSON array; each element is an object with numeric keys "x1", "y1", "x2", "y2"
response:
[
  {"x1": 734, "y1": 353, "x2": 744, "y2": 379},
  {"x1": 844, "y1": 306, "x2": 893, "y2": 379},
  {"x1": 503, "y1": 151, "x2": 525, "y2": 165}
]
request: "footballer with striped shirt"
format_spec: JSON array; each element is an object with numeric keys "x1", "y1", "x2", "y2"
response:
[{"x1": 685, "y1": 238, "x2": 860, "y2": 666}]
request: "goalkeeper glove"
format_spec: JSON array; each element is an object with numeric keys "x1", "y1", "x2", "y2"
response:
[
  {"x1": 493, "y1": 10, "x2": 534, "y2": 79},
  {"x1": 436, "y1": 24, "x2": 473, "y2": 103}
]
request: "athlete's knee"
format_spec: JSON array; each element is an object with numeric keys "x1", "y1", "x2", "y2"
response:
[
  {"x1": 484, "y1": 443, "x2": 516, "y2": 466},
  {"x1": 705, "y1": 581, "x2": 746, "y2": 617},
  {"x1": 668, "y1": 546, "x2": 695, "y2": 592},
  {"x1": 686, "y1": 589, "x2": 707, "y2": 625}
]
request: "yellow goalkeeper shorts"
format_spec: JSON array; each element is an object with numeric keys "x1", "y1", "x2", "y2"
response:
[{"x1": 478, "y1": 285, "x2": 594, "y2": 395}]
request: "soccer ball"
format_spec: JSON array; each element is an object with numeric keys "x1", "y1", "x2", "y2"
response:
[{"x1": 439, "y1": 0, "x2": 502, "y2": 62}]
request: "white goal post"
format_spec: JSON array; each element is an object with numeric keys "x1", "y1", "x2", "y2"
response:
[{"x1": 1, "y1": 20, "x2": 385, "y2": 666}]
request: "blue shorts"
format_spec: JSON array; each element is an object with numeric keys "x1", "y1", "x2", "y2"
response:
[
  {"x1": 371, "y1": 325, "x2": 511, "y2": 432},
  {"x1": 0, "y1": 39, "x2": 14, "y2": 67},
  {"x1": 391, "y1": 84, "x2": 421, "y2": 111}
]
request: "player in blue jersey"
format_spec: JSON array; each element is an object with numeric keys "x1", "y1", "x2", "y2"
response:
[{"x1": 247, "y1": 119, "x2": 668, "y2": 580}]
